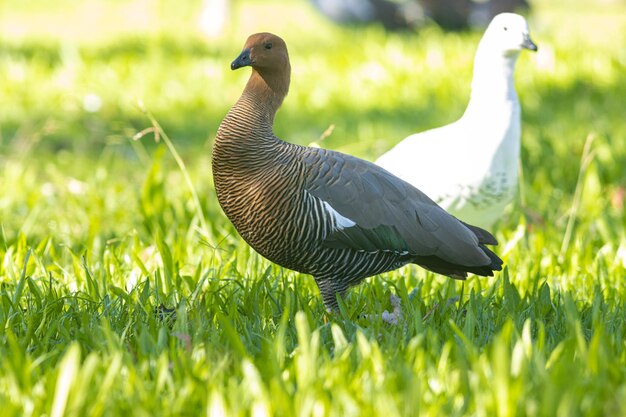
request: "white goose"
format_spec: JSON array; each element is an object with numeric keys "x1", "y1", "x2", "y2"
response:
[{"x1": 376, "y1": 13, "x2": 537, "y2": 228}]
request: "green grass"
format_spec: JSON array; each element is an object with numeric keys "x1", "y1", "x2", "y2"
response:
[{"x1": 1, "y1": 0, "x2": 626, "y2": 415}]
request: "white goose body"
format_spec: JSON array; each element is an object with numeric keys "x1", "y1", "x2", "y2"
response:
[{"x1": 376, "y1": 13, "x2": 536, "y2": 228}]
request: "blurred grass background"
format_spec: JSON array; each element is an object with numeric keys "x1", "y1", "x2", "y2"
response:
[
  {"x1": 1, "y1": 0, "x2": 626, "y2": 416},
  {"x1": 2, "y1": 0, "x2": 625, "y2": 239}
]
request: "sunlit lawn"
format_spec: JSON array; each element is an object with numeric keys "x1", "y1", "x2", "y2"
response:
[{"x1": 1, "y1": 0, "x2": 626, "y2": 416}]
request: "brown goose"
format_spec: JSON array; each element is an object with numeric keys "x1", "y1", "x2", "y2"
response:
[{"x1": 212, "y1": 33, "x2": 503, "y2": 311}]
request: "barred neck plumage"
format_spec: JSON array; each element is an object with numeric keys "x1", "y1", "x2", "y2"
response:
[
  {"x1": 215, "y1": 68, "x2": 290, "y2": 150},
  {"x1": 244, "y1": 68, "x2": 289, "y2": 118}
]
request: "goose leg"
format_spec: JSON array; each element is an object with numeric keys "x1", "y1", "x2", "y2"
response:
[{"x1": 315, "y1": 276, "x2": 344, "y2": 313}]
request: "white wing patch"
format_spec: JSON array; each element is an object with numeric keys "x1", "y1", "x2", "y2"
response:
[{"x1": 323, "y1": 201, "x2": 357, "y2": 230}]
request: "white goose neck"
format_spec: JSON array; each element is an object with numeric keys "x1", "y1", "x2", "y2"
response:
[{"x1": 468, "y1": 47, "x2": 520, "y2": 105}]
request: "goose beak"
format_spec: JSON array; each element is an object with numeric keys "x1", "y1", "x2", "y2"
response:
[
  {"x1": 521, "y1": 34, "x2": 538, "y2": 51},
  {"x1": 231, "y1": 48, "x2": 252, "y2": 70}
]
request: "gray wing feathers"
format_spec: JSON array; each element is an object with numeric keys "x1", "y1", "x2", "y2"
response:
[
  {"x1": 459, "y1": 220, "x2": 499, "y2": 245},
  {"x1": 303, "y1": 149, "x2": 491, "y2": 267}
]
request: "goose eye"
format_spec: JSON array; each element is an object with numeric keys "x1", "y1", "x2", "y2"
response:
[
  {"x1": 503, "y1": 26, "x2": 508, "y2": 31},
  {"x1": 265, "y1": 43, "x2": 273, "y2": 50}
]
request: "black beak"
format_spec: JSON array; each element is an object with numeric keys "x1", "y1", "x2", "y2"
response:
[
  {"x1": 522, "y1": 34, "x2": 538, "y2": 52},
  {"x1": 231, "y1": 48, "x2": 252, "y2": 70}
]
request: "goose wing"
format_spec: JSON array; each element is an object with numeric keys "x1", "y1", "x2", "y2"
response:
[{"x1": 303, "y1": 148, "x2": 495, "y2": 268}]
